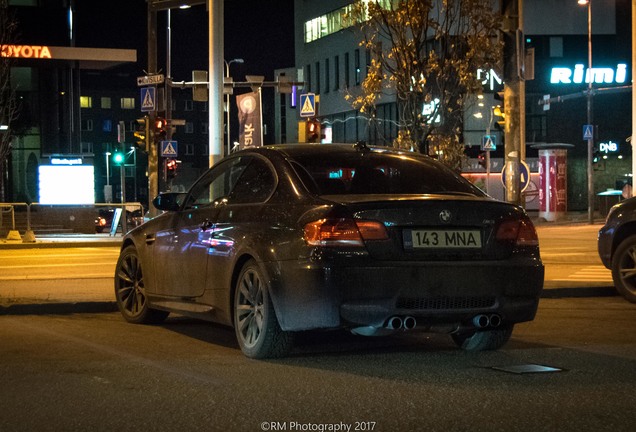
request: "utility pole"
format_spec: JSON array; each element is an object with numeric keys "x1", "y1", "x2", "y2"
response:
[
  {"x1": 147, "y1": 2, "x2": 159, "y2": 217},
  {"x1": 502, "y1": 0, "x2": 525, "y2": 206},
  {"x1": 209, "y1": 0, "x2": 224, "y2": 168}
]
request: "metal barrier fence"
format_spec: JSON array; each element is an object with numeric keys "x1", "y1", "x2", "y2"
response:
[{"x1": 0, "y1": 202, "x2": 145, "y2": 242}]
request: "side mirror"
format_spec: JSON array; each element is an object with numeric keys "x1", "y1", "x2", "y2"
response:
[{"x1": 152, "y1": 192, "x2": 186, "y2": 212}]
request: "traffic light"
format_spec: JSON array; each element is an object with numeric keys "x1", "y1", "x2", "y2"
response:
[
  {"x1": 134, "y1": 116, "x2": 150, "y2": 152},
  {"x1": 477, "y1": 152, "x2": 487, "y2": 169},
  {"x1": 306, "y1": 118, "x2": 321, "y2": 143},
  {"x1": 493, "y1": 91, "x2": 505, "y2": 131},
  {"x1": 166, "y1": 158, "x2": 177, "y2": 179},
  {"x1": 154, "y1": 117, "x2": 167, "y2": 142},
  {"x1": 112, "y1": 150, "x2": 125, "y2": 166},
  {"x1": 593, "y1": 150, "x2": 602, "y2": 170}
]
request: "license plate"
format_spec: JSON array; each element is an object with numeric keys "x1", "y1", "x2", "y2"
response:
[{"x1": 404, "y1": 229, "x2": 482, "y2": 249}]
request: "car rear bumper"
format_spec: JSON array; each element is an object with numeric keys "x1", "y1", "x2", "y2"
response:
[{"x1": 268, "y1": 257, "x2": 544, "y2": 332}]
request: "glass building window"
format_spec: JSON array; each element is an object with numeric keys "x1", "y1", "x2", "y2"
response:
[
  {"x1": 325, "y1": 58, "x2": 330, "y2": 93},
  {"x1": 80, "y1": 142, "x2": 93, "y2": 154},
  {"x1": 101, "y1": 97, "x2": 111, "y2": 109},
  {"x1": 355, "y1": 49, "x2": 361, "y2": 85},
  {"x1": 120, "y1": 98, "x2": 135, "y2": 109},
  {"x1": 80, "y1": 96, "x2": 92, "y2": 108},
  {"x1": 345, "y1": 52, "x2": 350, "y2": 88},
  {"x1": 334, "y1": 55, "x2": 340, "y2": 91},
  {"x1": 303, "y1": 0, "x2": 393, "y2": 43}
]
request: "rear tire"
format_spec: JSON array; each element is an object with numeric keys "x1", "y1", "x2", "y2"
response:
[
  {"x1": 233, "y1": 259, "x2": 293, "y2": 359},
  {"x1": 114, "y1": 245, "x2": 169, "y2": 324},
  {"x1": 451, "y1": 325, "x2": 513, "y2": 351},
  {"x1": 611, "y1": 235, "x2": 636, "y2": 303}
]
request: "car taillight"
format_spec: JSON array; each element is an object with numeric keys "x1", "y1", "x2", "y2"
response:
[
  {"x1": 495, "y1": 219, "x2": 539, "y2": 246},
  {"x1": 304, "y1": 218, "x2": 388, "y2": 247}
]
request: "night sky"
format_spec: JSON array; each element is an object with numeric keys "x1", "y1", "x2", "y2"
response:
[{"x1": 72, "y1": 0, "x2": 295, "y2": 81}]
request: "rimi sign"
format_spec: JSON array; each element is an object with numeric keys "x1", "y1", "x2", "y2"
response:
[{"x1": 550, "y1": 63, "x2": 628, "y2": 85}]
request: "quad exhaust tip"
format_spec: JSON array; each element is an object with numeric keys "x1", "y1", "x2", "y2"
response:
[
  {"x1": 472, "y1": 314, "x2": 502, "y2": 329},
  {"x1": 384, "y1": 316, "x2": 417, "y2": 331}
]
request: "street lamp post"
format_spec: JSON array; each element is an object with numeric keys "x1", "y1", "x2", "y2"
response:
[
  {"x1": 579, "y1": 0, "x2": 594, "y2": 224},
  {"x1": 225, "y1": 58, "x2": 244, "y2": 155}
]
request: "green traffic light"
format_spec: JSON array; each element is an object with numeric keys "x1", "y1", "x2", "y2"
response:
[{"x1": 113, "y1": 152, "x2": 124, "y2": 165}]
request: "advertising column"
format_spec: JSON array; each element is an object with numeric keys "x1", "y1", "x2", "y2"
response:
[{"x1": 538, "y1": 146, "x2": 570, "y2": 222}]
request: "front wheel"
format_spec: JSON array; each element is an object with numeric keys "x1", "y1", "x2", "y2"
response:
[
  {"x1": 451, "y1": 325, "x2": 514, "y2": 351},
  {"x1": 114, "y1": 245, "x2": 169, "y2": 324},
  {"x1": 611, "y1": 235, "x2": 636, "y2": 303},
  {"x1": 233, "y1": 260, "x2": 293, "y2": 359}
]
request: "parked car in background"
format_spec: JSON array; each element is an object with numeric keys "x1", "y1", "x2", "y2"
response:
[
  {"x1": 598, "y1": 196, "x2": 636, "y2": 302},
  {"x1": 114, "y1": 143, "x2": 544, "y2": 358}
]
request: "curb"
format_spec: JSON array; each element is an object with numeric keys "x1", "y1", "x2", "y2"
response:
[
  {"x1": 0, "y1": 301, "x2": 118, "y2": 316},
  {"x1": 540, "y1": 286, "x2": 617, "y2": 299},
  {"x1": 0, "y1": 240, "x2": 122, "y2": 249},
  {"x1": 0, "y1": 288, "x2": 617, "y2": 317}
]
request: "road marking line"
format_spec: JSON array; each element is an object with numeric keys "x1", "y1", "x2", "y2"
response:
[
  {"x1": 554, "y1": 266, "x2": 613, "y2": 282},
  {"x1": 0, "y1": 262, "x2": 115, "y2": 269}
]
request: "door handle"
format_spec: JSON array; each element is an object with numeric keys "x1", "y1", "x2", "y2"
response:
[{"x1": 145, "y1": 233, "x2": 155, "y2": 245}]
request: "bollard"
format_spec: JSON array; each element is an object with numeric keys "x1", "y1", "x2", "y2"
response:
[{"x1": 22, "y1": 203, "x2": 36, "y2": 243}]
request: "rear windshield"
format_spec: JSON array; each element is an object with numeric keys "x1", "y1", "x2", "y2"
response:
[{"x1": 289, "y1": 151, "x2": 485, "y2": 197}]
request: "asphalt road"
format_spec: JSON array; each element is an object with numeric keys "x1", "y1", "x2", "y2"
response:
[
  {"x1": 0, "y1": 223, "x2": 633, "y2": 431},
  {"x1": 1, "y1": 296, "x2": 636, "y2": 431}
]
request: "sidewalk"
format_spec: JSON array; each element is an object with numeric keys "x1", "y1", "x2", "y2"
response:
[
  {"x1": 0, "y1": 211, "x2": 618, "y2": 316},
  {"x1": 0, "y1": 233, "x2": 123, "y2": 249}
]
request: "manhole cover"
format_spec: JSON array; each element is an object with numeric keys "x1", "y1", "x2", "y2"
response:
[{"x1": 491, "y1": 364, "x2": 564, "y2": 374}]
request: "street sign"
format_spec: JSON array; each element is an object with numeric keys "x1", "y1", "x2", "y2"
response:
[
  {"x1": 542, "y1": 94, "x2": 550, "y2": 111},
  {"x1": 481, "y1": 135, "x2": 496, "y2": 151},
  {"x1": 140, "y1": 87, "x2": 156, "y2": 112},
  {"x1": 137, "y1": 74, "x2": 165, "y2": 86},
  {"x1": 300, "y1": 93, "x2": 316, "y2": 117},
  {"x1": 501, "y1": 160, "x2": 531, "y2": 193},
  {"x1": 583, "y1": 124, "x2": 594, "y2": 140},
  {"x1": 161, "y1": 140, "x2": 178, "y2": 157}
]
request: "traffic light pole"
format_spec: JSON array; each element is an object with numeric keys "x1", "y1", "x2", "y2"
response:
[
  {"x1": 147, "y1": 3, "x2": 159, "y2": 217},
  {"x1": 502, "y1": 0, "x2": 524, "y2": 207},
  {"x1": 120, "y1": 163, "x2": 127, "y2": 234}
]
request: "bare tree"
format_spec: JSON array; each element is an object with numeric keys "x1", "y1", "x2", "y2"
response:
[
  {"x1": 0, "y1": 0, "x2": 19, "y2": 201},
  {"x1": 345, "y1": 0, "x2": 502, "y2": 170}
]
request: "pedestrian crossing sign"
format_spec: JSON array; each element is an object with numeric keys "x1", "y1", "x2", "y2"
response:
[
  {"x1": 161, "y1": 140, "x2": 178, "y2": 157},
  {"x1": 583, "y1": 124, "x2": 594, "y2": 140},
  {"x1": 300, "y1": 93, "x2": 316, "y2": 117},
  {"x1": 482, "y1": 134, "x2": 496, "y2": 151},
  {"x1": 140, "y1": 87, "x2": 156, "y2": 112}
]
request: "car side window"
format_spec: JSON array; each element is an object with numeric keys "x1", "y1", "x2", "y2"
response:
[
  {"x1": 183, "y1": 157, "x2": 250, "y2": 209},
  {"x1": 228, "y1": 157, "x2": 276, "y2": 204}
]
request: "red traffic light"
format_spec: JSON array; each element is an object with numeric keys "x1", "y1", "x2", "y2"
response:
[
  {"x1": 166, "y1": 158, "x2": 177, "y2": 179},
  {"x1": 477, "y1": 152, "x2": 487, "y2": 169},
  {"x1": 306, "y1": 119, "x2": 321, "y2": 143},
  {"x1": 154, "y1": 117, "x2": 167, "y2": 140}
]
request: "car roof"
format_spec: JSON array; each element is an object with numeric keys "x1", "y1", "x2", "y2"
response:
[{"x1": 242, "y1": 143, "x2": 423, "y2": 160}]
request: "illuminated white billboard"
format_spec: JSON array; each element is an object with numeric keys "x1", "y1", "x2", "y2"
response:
[{"x1": 38, "y1": 165, "x2": 95, "y2": 204}]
